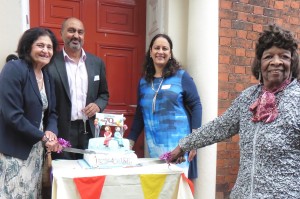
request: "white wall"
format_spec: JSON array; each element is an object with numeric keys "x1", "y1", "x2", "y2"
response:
[
  {"x1": 146, "y1": 0, "x2": 188, "y2": 67},
  {"x1": 166, "y1": 0, "x2": 188, "y2": 67},
  {"x1": 146, "y1": 0, "x2": 168, "y2": 49},
  {"x1": 186, "y1": 1, "x2": 219, "y2": 198},
  {"x1": 0, "y1": 0, "x2": 29, "y2": 69}
]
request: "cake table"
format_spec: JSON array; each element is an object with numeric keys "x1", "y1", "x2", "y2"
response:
[{"x1": 51, "y1": 158, "x2": 194, "y2": 199}]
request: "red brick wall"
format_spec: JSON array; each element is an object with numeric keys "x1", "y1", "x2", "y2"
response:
[{"x1": 217, "y1": 1, "x2": 300, "y2": 198}]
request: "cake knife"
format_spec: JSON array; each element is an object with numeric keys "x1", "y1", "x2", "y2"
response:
[
  {"x1": 62, "y1": 147, "x2": 135, "y2": 155},
  {"x1": 136, "y1": 158, "x2": 167, "y2": 166},
  {"x1": 62, "y1": 147, "x2": 97, "y2": 154}
]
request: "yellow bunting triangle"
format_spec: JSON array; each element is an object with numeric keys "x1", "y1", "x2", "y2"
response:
[{"x1": 140, "y1": 174, "x2": 167, "y2": 199}]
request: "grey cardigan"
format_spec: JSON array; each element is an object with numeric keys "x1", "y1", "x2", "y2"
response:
[{"x1": 180, "y1": 79, "x2": 300, "y2": 199}]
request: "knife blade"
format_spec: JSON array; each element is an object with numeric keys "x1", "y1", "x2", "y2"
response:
[
  {"x1": 136, "y1": 158, "x2": 167, "y2": 166},
  {"x1": 62, "y1": 147, "x2": 135, "y2": 155},
  {"x1": 62, "y1": 147, "x2": 97, "y2": 154}
]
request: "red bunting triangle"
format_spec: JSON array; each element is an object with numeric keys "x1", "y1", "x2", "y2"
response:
[
  {"x1": 73, "y1": 176, "x2": 106, "y2": 199},
  {"x1": 181, "y1": 173, "x2": 194, "y2": 195}
]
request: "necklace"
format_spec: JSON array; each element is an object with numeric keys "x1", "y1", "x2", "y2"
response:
[
  {"x1": 36, "y1": 72, "x2": 43, "y2": 82},
  {"x1": 151, "y1": 77, "x2": 164, "y2": 113}
]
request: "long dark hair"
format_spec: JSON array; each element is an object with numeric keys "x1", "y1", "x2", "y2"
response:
[
  {"x1": 143, "y1": 34, "x2": 182, "y2": 83},
  {"x1": 17, "y1": 27, "x2": 58, "y2": 66},
  {"x1": 251, "y1": 24, "x2": 299, "y2": 83}
]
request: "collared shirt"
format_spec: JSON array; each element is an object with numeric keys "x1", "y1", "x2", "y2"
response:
[{"x1": 63, "y1": 48, "x2": 88, "y2": 121}]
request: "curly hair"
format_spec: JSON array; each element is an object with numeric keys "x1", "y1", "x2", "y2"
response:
[
  {"x1": 251, "y1": 24, "x2": 299, "y2": 83},
  {"x1": 17, "y1": 27, "x2": 58, "y2": 66},
  {"x1": 143, "y1": 34, "x2": 182, "y2": 83}
]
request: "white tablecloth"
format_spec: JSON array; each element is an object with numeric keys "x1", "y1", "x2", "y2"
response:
[{"x1": 51, "y1": 159, "x2": 194, "y2": 199}]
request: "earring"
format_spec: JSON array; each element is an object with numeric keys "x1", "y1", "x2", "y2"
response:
[{"x1": 258, "y1": 72, "x2": 261, "y2": 82}]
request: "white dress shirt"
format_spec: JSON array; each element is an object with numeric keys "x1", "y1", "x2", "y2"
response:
[{"x1": 63, "y1": 49, "x2": 88, "y2": 121}]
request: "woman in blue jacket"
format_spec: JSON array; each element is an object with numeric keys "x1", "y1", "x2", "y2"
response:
[
  {"x1": 128, "y1": 34, "x2": 202, "y2": 179},
  {"x1": 0, "y1": 27, "x2": 62, "y2": 198}
]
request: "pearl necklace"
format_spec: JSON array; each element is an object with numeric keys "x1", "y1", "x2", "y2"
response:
[{"x1": 151, "y1": 77, "x2": 164, "y2": 113}]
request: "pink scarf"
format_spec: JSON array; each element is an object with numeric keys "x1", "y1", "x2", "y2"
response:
[{"x1": 249, "y1": 79, "x2": 290, "y2": 123}]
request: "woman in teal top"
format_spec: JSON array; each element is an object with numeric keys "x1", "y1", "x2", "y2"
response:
[{"x1": 128, "y1": 34, "x2": 202, "y2": 179}]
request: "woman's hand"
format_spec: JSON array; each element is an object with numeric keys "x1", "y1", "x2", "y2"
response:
[
  {"x1": 170, "y1": 145, "x2": 186, "y2": 164},
  {"x1": 188, "y1": 149, "x2": 197, "y2": 162},
  {"x1": 42, "y1": 130, "x2": 62, "y2": 152},
  {"x1": 45, "y1": 140, "x2": 63, "y2": 152},
  {"x1": 44, "y1": 130, "x2": 57, "y2": 142}
]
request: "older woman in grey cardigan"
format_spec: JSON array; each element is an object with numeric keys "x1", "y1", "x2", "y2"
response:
[{"x1": 170, "y1": 24, "x2": 300, "y2": 199}]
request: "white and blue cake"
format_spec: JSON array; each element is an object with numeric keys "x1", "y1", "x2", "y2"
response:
[{"x1": 83, "y1": 137, "x2": 138, "y2": 168}]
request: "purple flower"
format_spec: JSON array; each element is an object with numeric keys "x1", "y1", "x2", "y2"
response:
[
  {"x1": 160, "y1": 152, "x2": 172, "y2": 163},
  {"x1": 57, "y1": 138, "x2": 71, "y2": 153}
]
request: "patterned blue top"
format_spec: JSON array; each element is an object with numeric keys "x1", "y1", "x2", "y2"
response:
[{"x1": 128, "y1": 69, "x2": 202, "y2": 178}]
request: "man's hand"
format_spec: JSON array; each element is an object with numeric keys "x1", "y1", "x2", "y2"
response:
[{"x1": 83, "y1": 103, "x2": 100, "y2": 117}]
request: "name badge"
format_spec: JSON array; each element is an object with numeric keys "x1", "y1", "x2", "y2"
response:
[
  {"x1": 162, "y1": 84, "x2": 171, "y2": 89},
  {"x1": 94, "y1": 75, "x2": 100, "y2": 81}
]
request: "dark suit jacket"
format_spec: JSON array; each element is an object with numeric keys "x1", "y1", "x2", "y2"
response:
[
  {"x1": 0, "y1": 60, "x2": 58, "y2": 160},
  {"x1": 46, "y1": 51, "x2": 109, "y2": 141}
]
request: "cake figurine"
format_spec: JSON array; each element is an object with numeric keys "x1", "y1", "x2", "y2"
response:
[
  {"x1": 103, "y1": 126, "x2": 112, "y2": 147},
  {"x1": 114, "y1": 126, "x2": 124, "y2": 147},
  {"x1": 122, "y1": 117, "x2": 128, "y2": 131},
  {"x1": 94, "y1": 118, "x2": 100, "y2": 137}
]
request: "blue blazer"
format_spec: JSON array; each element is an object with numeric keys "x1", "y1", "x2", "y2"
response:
[{"x1": 0, "y1": 60, "x2": 58, "y2": 160}]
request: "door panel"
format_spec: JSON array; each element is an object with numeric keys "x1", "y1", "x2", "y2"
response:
[
  {"x1": 30, "y1": 0, "x2": 145, "y2": 157},
  {"x1": 97, "y1": 44, "x2": 135, "y2": 111},
  {"x1": 97, "y1": 1, "x2": 137, "y2": 34}
]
